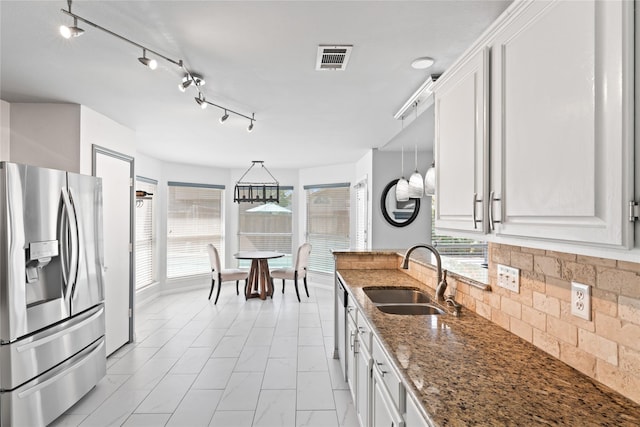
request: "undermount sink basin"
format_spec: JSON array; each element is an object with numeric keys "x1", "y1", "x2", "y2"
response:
[
  {"x1": 363, "y1": 287, "x2": 431, "y2": 304},
  {"x1": 376, "y1": 304, "x2": 445, "y2": 316}
]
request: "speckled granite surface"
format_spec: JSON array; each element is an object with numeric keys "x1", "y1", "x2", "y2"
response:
[{"x1": 337, "y1": 269, "x2": 640, "y2": 426}]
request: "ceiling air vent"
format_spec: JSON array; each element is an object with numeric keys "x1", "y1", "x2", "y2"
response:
[{"x1": 316, "y1": 45, "x2": 353, "y2": 71}]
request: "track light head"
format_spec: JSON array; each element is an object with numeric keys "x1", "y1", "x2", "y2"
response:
[
  {"x1": 59, "y1": 18, "x2": 84, "y2": 39},
  {"x1": 195, "y1": 94, "x2": 207, "y2": 109},
  {"x1": 178, "y1": 73, "x2": 205, "y2": 92},
  {"x1": 220, "y1": 111, "x2": 229, "y2": 123},
  {"x1": 247, "y1": 121, "x2": 254, "y2": 133},
  {"x1": 138, "y1": 49, "x2": 157, "y2": 70}
]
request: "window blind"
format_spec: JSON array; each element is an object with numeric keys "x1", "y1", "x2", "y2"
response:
[
  {"x1": 305, "y1": 183, "x2": 350, "y2": 273},
  {"x1": 355, "y1": 181, "x2": 367, "y2": 250},
  {"x1": 135, "y1": 178, "x2": 156, "y2": 289},
  {"x1": 237, "y1": 188, "x2": 294, "y2": 269},
  {"x1": 167, "y1": 183, "x2": 224, "y2": 278}
]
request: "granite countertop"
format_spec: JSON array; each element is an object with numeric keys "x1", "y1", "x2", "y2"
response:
[{"x1": 337, "y1": 268, "x2": 640, "y2": 426}]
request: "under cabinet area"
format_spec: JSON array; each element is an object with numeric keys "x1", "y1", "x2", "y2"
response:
[{"x1": 433, "y1": 0, "x2": 635, "y2": 249}]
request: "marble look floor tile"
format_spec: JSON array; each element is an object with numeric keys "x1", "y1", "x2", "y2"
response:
[
  {"x1": 333, "y1": 390, "x2": 358, "y2": 427},
  {"x1": 262, "y1": 358, "x2": 297, "y2": 389},
  {"x1": 165, "y1": 389, "x2": 223, "y2": 427},
  {"x1": 135, "y1": 374, "x2": 196, "y2": 414},
  {"x1": 274, "y1": 321, "x2": 299, "y2": 337},
  {"x1": 169, "y1": 347, "x2": 213, "y2": 374},
  {"x1": 121, "y1": 413, "x2": 172, "y2": 427},
  {"x1": 217, "y1": 372, "x2": 263, "y2": 411},
  {"x1": 299, "y1": 313, "x2": 322, "y2": 328},
  {"x1": 209, "y1": 411, "x2": 255, "y2": 427},
  {"x1": 191, "y1": 328, "x2": 227, "y2": 348},
  {"x1": 245, "y1": 327, "x2": 275, "y2": 346},
  {"x1": 298, "y1": 346, "x2": 328, "y2": 372},
  {"x1": 78, "y1": 389, "x2": 150, "y2": 427},
  {"x1": 192, "y1": 357, "x2": 237, "y2": 389},
  {"x1": 137, "y1": 328, "x2": 179, "y2": 347},
  {"x1": 297, "y1": 372, "x2": 335, "y2": 410},
  {"x1": 107, "y1": 347, "x2": 160, "y2": 375},
  {"x1": 327, "y1": 358, "x2": 349, "y2": 390},
  {"x1": 296, "y1": 410, "x2": 340, "y2": 427},
  {"x1": 253, "y1": 389, "x2": 296, "y2": 427},
  {"x1": 269, "y1": 336, "x2": 298, "y2": 358},
  {"x1": 298, "y1": 327, "x2": 324, "y2": 346},
  {"x1": 234, "y1": 345, "x2": 270, "y2": 372},
  {"x1": 119, "y1": 357, "x2": 178, "y2": 391},
  {"x1": 151, "y1": 335, "x2": 194, "y2": 359},
  {"x1": 212, "y1": 335, "x2": 247, "y2": 358}
]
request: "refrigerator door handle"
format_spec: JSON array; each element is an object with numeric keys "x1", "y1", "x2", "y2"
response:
[
  {"x1": 60, "y1": 188, "x2": 79, "y2": 299},
  {"x1": 67, "y1": 188, "x2": 81, "y2": 301}
]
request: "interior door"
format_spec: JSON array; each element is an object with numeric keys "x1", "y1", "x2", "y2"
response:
[{"x1": 93, "y1": 146, "x2": 133, "y2": 356}]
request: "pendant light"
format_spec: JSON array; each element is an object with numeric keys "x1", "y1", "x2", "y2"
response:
[
  {"x1": 408, "y1": 144, "x2": 424, "y2": 198},
  {"x1": 424, "y1": 161, "x2": 436, "y2": 196},
  {"x1": 396, "y1": 147, "x2": 410, "y2": 202}
]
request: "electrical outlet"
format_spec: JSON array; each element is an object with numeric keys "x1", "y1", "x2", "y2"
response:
[
  {"x1": 497, "y1": 264, "x2": 519, "y2": 293},
  {"x1": 571, "y1": 282, "x2": 591, "y2": 321}
]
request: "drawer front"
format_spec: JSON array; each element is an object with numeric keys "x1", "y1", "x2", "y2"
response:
[
  {"x1": 373, "y1": 337, "x2": 404, "y2": 410},
  {"x1": 356, "y1": 312, "x2": 372, "y2": 352}
]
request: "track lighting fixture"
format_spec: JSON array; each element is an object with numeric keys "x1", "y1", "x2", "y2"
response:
[
  {"x1": 138, "y1": 49, "x2": 157, "y2": 70},
  {"x1": 178, "y1": 74, "x2": 205, "y2": 92},
  {"x1": 220, "y1": 110, "x2": 229, "y2": 123},
  {"x1": 59, "y1": 17, "x2": 84, "y2": 38},
  {"x1": 195, "y1": 94, "x2": 207, "y2": 109},
  {"x1": 59, "y1": 0, "x2": 255, "y2": 132}
]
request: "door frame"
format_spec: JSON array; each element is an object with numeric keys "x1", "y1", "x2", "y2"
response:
[{"x1": 92, "y1": 144, "x2": 135, "y2": 347}]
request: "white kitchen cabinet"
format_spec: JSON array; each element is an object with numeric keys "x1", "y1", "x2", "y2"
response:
[
  {"x1": 405, "y1": 393, "x2": 429, "y2": 427},
  {"x1": 433, "y1": 46, "x2": 489, "y2": 234},
  {"x1": 356, "y1": 328, "x2": 371, "y2": 427},
  {"x1": 371, "y1": 356, "x2": 405, "y2": 427},
  {"x1": 433, "y1": 0, "x2": 635, "y2": 248},
  {"x1": 346, "y1": 310, "x2": 358, "y2": 403},
  {"x1": 489, "y1": 0, "x2": 634, "y2": 247}
]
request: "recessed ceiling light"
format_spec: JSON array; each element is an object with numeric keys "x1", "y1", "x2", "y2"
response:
[{"x1": 411, "y1": 57, "x2": 435, "y2": 70}]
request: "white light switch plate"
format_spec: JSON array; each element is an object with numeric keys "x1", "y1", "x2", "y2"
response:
[
  {"x1": 571, "y1": 282, "x2": 591, "y2": 321},
  {"x1": 497, "y1": 264, "x2": 519, "y2": 293}
]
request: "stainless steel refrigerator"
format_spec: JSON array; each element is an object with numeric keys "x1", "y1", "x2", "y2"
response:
[{"x1": 0, "y1": 162, "x2": 106, "y2": 426}]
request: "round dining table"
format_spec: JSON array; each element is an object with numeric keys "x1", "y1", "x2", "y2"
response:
[{"x1": 234, "y1": 251, "x2": 284, "y2": 300}]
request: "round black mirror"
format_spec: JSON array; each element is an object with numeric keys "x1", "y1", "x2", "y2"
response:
[{"x1": 380, "y1": 179, "x2": 420, "y2": 227}]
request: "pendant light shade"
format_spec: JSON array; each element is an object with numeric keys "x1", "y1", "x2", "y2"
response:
[
  {"x1": 408, "y1": 145, "x2": 424, "y2": 198},
  {"x1": 396, "y1": 147, "x2": 410, "y2": 202},
  {"x1": 424, "y1": 162, "x2": 436, "y2": 196}
]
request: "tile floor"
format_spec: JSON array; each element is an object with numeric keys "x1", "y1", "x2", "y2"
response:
[{"x1": 50, "y1": 282, "x2": 358, "y2": 427}]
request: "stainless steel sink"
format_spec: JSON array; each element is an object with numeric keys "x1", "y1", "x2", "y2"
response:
[
  {"x1": 363, "y1": 287, "x2": 431, "y2": 304},
  {"x1": 376, "y1": 304, "x2": 445, "y2": 315}
]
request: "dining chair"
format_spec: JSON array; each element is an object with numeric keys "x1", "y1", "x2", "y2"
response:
[
  {"x1": 207, "y1": 244, "x2": 248, "y2": 304},
  {"x1": 270, "y1": 243, "x2": 312, "y2": 302}
]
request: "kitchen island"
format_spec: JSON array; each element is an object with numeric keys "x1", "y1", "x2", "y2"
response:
[{"x1": 335, "y1": 251, "x2": 640, "y2": 426}]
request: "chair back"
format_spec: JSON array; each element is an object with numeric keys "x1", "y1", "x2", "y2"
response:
[
  {"x1": 207, "y1": 244, "x2": 222, "y2": 273},
  {"x1": 294, "y1": 243, "x2": 312, "y2": 276}
]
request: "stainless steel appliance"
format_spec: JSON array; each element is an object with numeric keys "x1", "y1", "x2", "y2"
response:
[{"x1": 0, "y1": 162, "x2": 106, "y2": 426}]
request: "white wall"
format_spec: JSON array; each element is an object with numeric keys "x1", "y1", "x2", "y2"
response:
[
  {"x1": 79, "y1": 106, "x2": 136, "y2": 174},
  {"x1": 371, "y1": 148, "x2": 433, "y2": 249},
  {"x1": 355, "y1": 150, "x2": 374, "y2": 249},
  {"x1": 0, "y1": 100, "x2": 10, "y2": 161},
  {"x1": 9, "y1": 103, "x2": 81, "y2": 172}
]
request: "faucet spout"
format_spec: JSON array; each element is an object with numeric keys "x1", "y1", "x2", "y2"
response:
[{"x1": 401, "y1": 244, "x2": 442, "y2": 285}]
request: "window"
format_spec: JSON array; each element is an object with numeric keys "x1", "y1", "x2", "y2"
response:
[
  {"x1": 135, "y1": 177, "x2": 156, "y2": 289},
  {"x1": 238, "y1": 188, "x2": 293, "y2": 269},
  {"x1": 305, "y1": 183, "x2": 350, "y2": 274},
  {"x1": 167, "y1": 182, "x2": 224, "y2": 278},
  {"x1": 354, "y1": 180, "x2": 368, "y2": 250},
  {"x1": 431, "y1": 196, "x2": 488, "y2": 269}
]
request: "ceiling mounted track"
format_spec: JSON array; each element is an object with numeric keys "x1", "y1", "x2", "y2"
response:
[{"x1": 58, "y1": 0, "x2": 256, "y2": 131}]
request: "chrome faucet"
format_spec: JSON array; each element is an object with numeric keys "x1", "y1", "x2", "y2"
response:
[{"x1": 401, "y1": 244, "x2": 447, "y2": 301}]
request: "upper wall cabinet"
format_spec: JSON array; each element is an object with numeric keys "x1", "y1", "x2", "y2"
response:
[
  {"x1": 433, "y1": 47, "x2": 489, "y2": 234},
  {"x1": 434, "y1": 0, "x2": 635, "y2": 249}
]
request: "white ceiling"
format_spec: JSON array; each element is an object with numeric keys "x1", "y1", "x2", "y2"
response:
[{"x1": 0, "y1": 1, "x2": 511, "y2": 169}]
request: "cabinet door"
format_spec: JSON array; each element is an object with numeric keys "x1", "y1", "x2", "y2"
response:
[
  {"x1": 371, "y1": 365, "x2": 404, "y2": 427},
  {"x1": 489, "y1": 0, "x2": 634, "y2": 247},
  {"x1": 356, "y1": 338, "x2": 371, "y2": 427},
  {"x1": 346, "y1": 314, "x2": 358, "y2": 403},
  {"x1": 434, "y1": 47, "x2": 489, "y2": 234}
]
